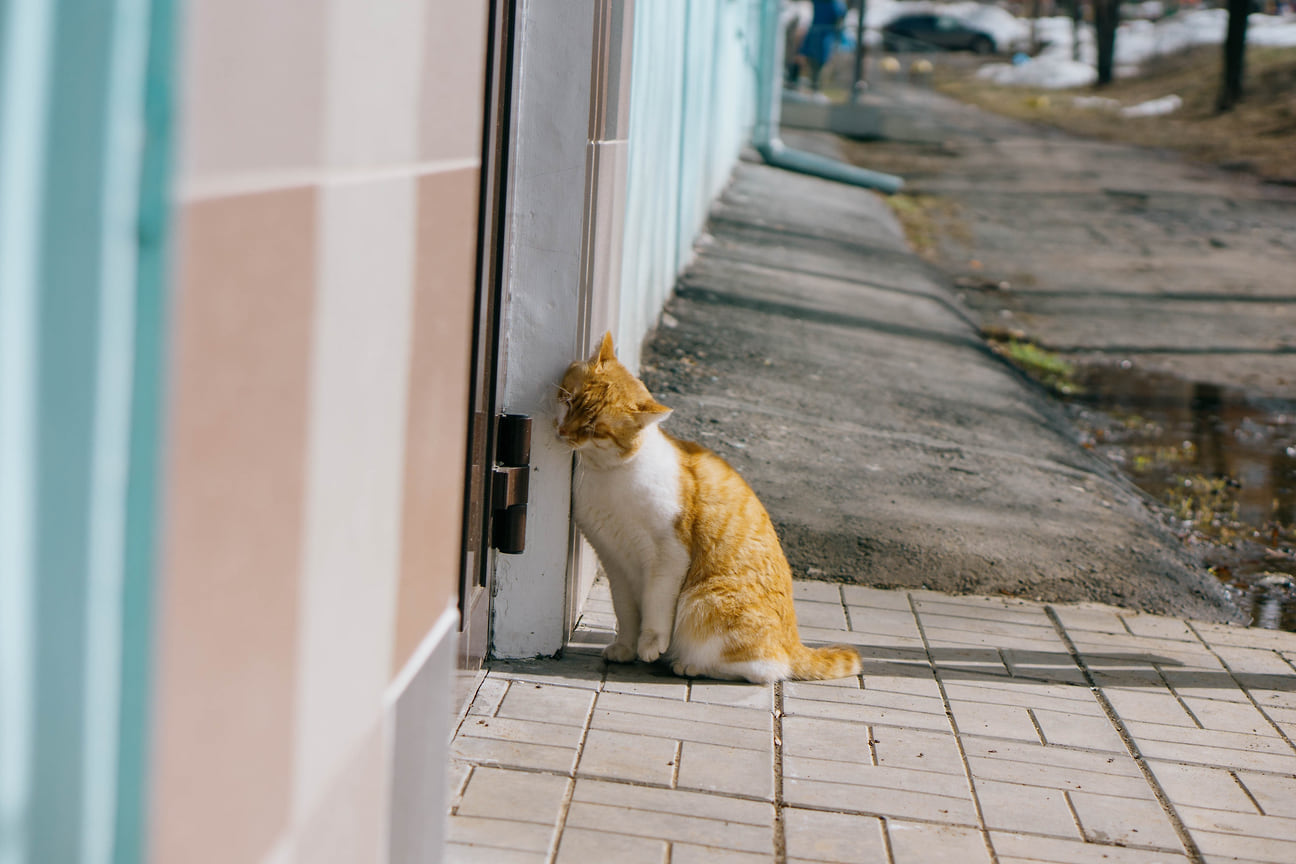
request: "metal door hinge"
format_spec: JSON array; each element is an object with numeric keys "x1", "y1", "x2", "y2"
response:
[{"x1": 491, "y1": 414, "x2": 531, "y2": 554}]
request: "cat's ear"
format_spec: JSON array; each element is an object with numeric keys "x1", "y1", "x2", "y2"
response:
[
  {"x1": 594, "y1": 331, "x2": 616, "y2": 367},
  {"x1": 636, "y1": 399, "x2": 672, "y2": 426}
]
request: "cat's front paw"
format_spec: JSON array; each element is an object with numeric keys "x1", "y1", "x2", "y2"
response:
[
  {"x1": 603, "y1": 641, "x2": 636, "y2": 663},
  {"x1": 637, "y1": 630, "x2": 669, "y2": 663},
  {"x1": 671, "y1": 661, "x2": 702, "y2": 678}
]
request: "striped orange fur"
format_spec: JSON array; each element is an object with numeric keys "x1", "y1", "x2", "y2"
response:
[{"x1": 558, "y1": 333, "x2": 861, "y2": 683}]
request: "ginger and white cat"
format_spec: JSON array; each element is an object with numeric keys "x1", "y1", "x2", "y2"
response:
[{"x1": 557, "y1": 332, "x2": 861, "y2": 683}]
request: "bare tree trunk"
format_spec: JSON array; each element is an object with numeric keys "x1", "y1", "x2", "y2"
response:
[
  {"x1": 1217, "y1": 0, "x2": 1250, "y2": 111},
  {"x1": 1031, "y1": 0, "x2": 1041, "y2": 54},
  {"x1": 1093, "y1": 0, "x2": 1118, "y2": 86},
  {"x1": 1072, "y1": 0, "x2": 1083, "y2": 61}
]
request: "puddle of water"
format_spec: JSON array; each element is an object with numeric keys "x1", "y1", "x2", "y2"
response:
[{"x1": 1066, "y1": 365, "x2": 1296, "y2": 631}]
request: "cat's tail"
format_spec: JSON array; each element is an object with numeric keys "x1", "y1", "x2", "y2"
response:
[{"x1": 788, "y1": 643, "x2": 862, "y2": 680}]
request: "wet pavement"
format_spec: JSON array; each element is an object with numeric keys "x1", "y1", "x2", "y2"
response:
[{"x1": 1066, "y1": 363, "x2": 1296, "y2": 631}]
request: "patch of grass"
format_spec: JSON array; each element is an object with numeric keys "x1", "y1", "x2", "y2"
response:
[
  {"x1": 885, "y1": 193, "x2": 966, "y2": 258},
  {"x1": 933, "y1": 45, "x2": 1296, "y2": 183},
  {"x1": 986, "y1": 336, "x2": 1083, "y2": 395}
]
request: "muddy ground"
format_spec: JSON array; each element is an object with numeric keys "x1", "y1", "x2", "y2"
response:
[{"x1": 639, "y1": 146, "x2": 1245, "y2": 622}]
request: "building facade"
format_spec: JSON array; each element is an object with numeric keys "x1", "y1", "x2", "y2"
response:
[{"x1": 0, "y1": 1, "x2": 762, "y2": 861}]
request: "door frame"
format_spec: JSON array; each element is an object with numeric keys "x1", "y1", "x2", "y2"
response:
[{"x1": 458, "y1": 0, "x2": 518, "y2": 670}]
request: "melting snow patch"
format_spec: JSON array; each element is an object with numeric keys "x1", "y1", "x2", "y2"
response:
[
  {"x1": 1073, "y1": 95, "x2": 1121, "y2": 110},
  {"x1": 977, "y1": 56, "x2": 1097, "y2": 89},
  {"x1": 1120, "y1": 94, "x2": 1183, "y2": 117}
]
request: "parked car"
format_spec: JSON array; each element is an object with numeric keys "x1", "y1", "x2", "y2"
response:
[{"x1": 881, "y1": 14, "x2": 997, "y2": 54}]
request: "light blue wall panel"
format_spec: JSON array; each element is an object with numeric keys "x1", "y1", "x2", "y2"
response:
[
  {"x1": 619, "y1": 0, "x2": 760, "y2": 368},
  {"x1": 0, "y1": 0, "x2": 174, "y2": 862}
]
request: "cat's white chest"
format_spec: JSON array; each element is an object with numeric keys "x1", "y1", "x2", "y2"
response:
[{"x1": 573, "y1": 428, "x2": 683, "y2": 567}]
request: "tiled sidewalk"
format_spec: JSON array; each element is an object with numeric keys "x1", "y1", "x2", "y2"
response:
[{"x1": 447, "y1": 580, "x2": 1296, "y2": 863}]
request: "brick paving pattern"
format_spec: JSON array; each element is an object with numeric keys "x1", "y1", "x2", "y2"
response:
[{"x1": 447, "y1": 579, "x2": 1296, "y2": 863}]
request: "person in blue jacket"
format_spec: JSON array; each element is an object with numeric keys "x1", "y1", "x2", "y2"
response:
[{"x1": 801, "y1": 0, "x2": 846, "y2": 91}]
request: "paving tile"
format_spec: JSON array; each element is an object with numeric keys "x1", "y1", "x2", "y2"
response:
[
  {"x1": 689, "y1": 679, "x2": 774, "y2": 710},
  {"x1": 1180, "y1": 695, "x2": 1275, "y2": 736},
  {"x1": 785, "y1": 714, "x2": 967, "y2": 774},
  {"x1": 941, "y1": 677, "x2": 1097, "y2": 712},
  {"x1": 1193, "y1": 621, "x2": 1296, "y2": 652},
  {"x1": 495, "y1": 681, "x2": 595, "y2": 726},
  {"x1": 1235, "y1": 770, "x2": 1296, "y2": 819},
  {"x1": 447, "y1": 760, "x2": 472, "y2": 805},
  {"x1": 1160, "y1": 668, "x2": 1257, "y2": 704},
  {"x1": 859, "y1": 671, "x2": 942, "y2": 699},
  {"x1": 798, "y1": 625, "x2": 918, "y2": 651},
  {"x1": 784, "y1": 695, "x2": 951, "y2": 731},
  {"x1": 1191, "y1": 828, "x2": 1296, "y2": 863},
  {"x1": 577, "y1": 728, "x2": 676, "y2": 785},
  {"x1": 603, "y1": 663, "x2": 690, "y2": 700},
  {"x1": 1212, "y1": 645, "x2": 1296, "y2": 677},
  {"x1": 567, "y1": 626, "x2": 614, "y2": 653},
  {"x1": 455, "y1": 767, "x2": 569, "y2": 824},
  {"x1": 1031, "y1": 707, "x2": 1125, "y2": 752},
  {"x1": 913, "y1": 595, "x2": 1047, "y2": 623},
  {"x1": 592, "y1": 708, "x2": 769, "y2": 751},
  {"x1": 444, "y1": 842, "x2": 547, "y2": 864},
  {"x1": 554, "y1": 827, "x2": 666, "y2": 864},
  {"x1": 1121, "y1": 615, "x2": 1198, "y2": 642},
  {"x1": 596, "y1": 691, "x2": 771, "y2": 729},
  {"x1": 794, "y1": 580, "x2": 844, "y2": 603},
  {"x1": 571, "y1": 777, "x2": 771, "y2": 826},
  {"x1": 784, "y1": 683, "x2": 948, "y2": 730},
  {"x1": 999, "y1": 657, "x2": 1088, "y2": 686},
  {"x1": 489, "y1": 655, "x2": 605, "y2": 690},
  {"x1": 784, "y1": 776, "x2": 977, "y2": 824},
  {"x1": 949, "y1": 700, "x2": 1041, "y2": 742},
  {"x1": 451, "y1": 735, "x2": 578, "y2": 774},
  {"x1": 870, "y1": 725, "x2": 966, "y2": 775},
  {"x1": 839, "y1": 584, "x2": 913, "y2": 610},
  {"x1": 1122, "y1": 720, "x2": 1296, "y2": 774},
  {"x1": 1179, "y1": 803, "x2": 1296, "y2": 844},
  {"x1": 783, "y1": 808, "x2": 887, "y2": 863},
  {"x1": 466, "y1": 676, "x2": 509, "y2": 716},
  {"x1": 843, "y1": 611, "x2": 922, "y2": 639},
  {"x1": 1103, "y1": 687, "x2": 1200, "y2": 727},
  {"x1": 447, "y1": 814, "x2": 552, "y2": 853},
  {"x1": 1248, "y1": 683, "x2": 1296, "y2": 713},
  {"x1": 1068, "y1": 790, "x2": 1181, "y2": 850},
  {"x1": 990, "y1": 831, "x2": 1189, "y2": 863},
  {"x1": 1148, "y1": 761, "x2": 1261, "y2": 814},
  {"x1": 886, "y1": 819, "x2": 990, "y2": 864},
  {"x1": 919, "y1": 613, "x2": 1057, "y2": 642},
  {"x1": 672, "y1": 844, "x2": 772, "y2": 864},
  {"x1": 963, "y1": 739, "x2": 1150, "y2": 798},
  {"x1": 926, "y1": 646, "x2": 1011, "y2": 676},
  {"x1": 564, "y1": 800, "x2": 772, "y2": 854},
  {"x1": 458, "y1": 715, "x2": 584, "y2": 749},
  {"x1": 783, "y1": 757, "x2": 971, "y2": 798},
  {"x1": 782, "y1": 715, "x2": 872, "y2": 765},
  {"x1": 974, "y1": 778, "x2": 1081, "y2": 839},
  {"x1": 1049, "y1": 604, "x2": 1128, "y2": 635},
  {"x1": 922, "y1": 629, "x2": 1017, "y2": 652},
  {"x1": 794, "y1": 600, "x2": 848, "y2": 630},
  {"x1": 677, "y1": 740, "x2": 774, "y2": 800}
]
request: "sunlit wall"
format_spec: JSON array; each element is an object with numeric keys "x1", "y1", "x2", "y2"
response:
[{"x1": 618, "y1": 0, "x2": 762, "y2": 371}]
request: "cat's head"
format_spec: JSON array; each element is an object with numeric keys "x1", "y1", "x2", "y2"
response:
[{"x1": 556, "y1": 332, "x2": 671, "y2": 457}]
